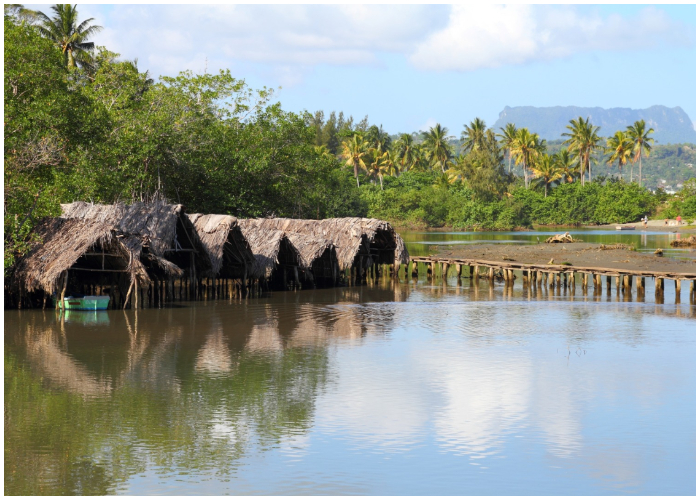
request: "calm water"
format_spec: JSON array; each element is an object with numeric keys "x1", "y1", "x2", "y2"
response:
[
  {"x1": 5, "y1": 276, "x2": 696, "y2": 495},
  {"x1": 400, "y1": 227, "x2": 697, "y2": 260}
]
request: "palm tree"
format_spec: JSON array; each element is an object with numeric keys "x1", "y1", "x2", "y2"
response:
[
  {"x1": 340, "y1": 134, "x2": 369, "y2": 188},
  {"x1": 393, "y1": 133, "x2": 421, "y2": 173},
  {"x1": 36, "y1": 4, "x2": 102, "y2": 71},
  {"x1": 422, "y1": 124, "x2": 453, "y2": 173},
  {"x1": 511, "y1": 128, "x2": 544, "y2": 188},
  {"x1": 530, "y1": 154, "x2": 562, "y2": 197},
  {"x1": 626, "y1": 120, "x2": 655, "y2": 186},
  {"x1": 497, "y1": 123, "x2": 518, "y2": 173},
  {"x1": 4, "y1": 4, "x2": 40, "y2": 23},
  {"x1": 460, "y1": 117, "x2": 487, "y2": 153},
  {"x1": 562, "y1": 117, "x2": 603, "y2": 185},
  {"x1": 605, "y1": 131, "x2": 633, "y2": 179},
  {"x1": 366, "y1": 148, "x2": 390, "y2": 190},
  {"x1": 552, "y1": 149, "x2": 577, "y2": 183}
]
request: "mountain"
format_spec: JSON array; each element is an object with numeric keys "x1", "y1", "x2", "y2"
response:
[{"x1": 492, "y1": 105, "x2": 695, "y2": 144}]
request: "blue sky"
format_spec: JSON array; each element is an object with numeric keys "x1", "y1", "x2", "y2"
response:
[{"x1": 27, "y1": 3, "x2": 696, "y2": 134}]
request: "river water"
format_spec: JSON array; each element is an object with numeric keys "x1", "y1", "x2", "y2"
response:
[
  {"x1": 400, "y1": 227, "x2": 697, "y2": 261},
  {"x1": 5, "y1": 267, "x2": 695, "y2": 494}
]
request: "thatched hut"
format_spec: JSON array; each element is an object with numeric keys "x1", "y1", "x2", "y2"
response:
[
  {"x1": 238, "y1": 219, "x2": 303, "y2": 289},
  {"x1": 12, "y1": 217, "x2": 150, "y2": 309},
  {"x1": 239, "y1": 218, "x2": 408, "y2": 271},
  {"x1": 61, "y1": 201, "x2": 210, "y2": 280},
  {"x1": 187, "y1": 213, "x2": 255, "y2": 279},
  {"x1": 285, "y1": 232, "x2": 340, "y2": 287}
]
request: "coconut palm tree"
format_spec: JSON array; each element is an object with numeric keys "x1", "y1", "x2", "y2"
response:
[
  {"x1": 552, "y1": 149, "x2": 577, "y2": 183},
  {"x1": 460, "y1": 117, "x2": 487, "y2": 153},
  {"x1": 36, "y1": 4, "x2": 102, "y2": 71},
  {"x1": 422, "y1": 124, "x2": 453, "y2": 173},
  {"x1": 626, "y1": 120, "x2": 654, "y2": 187},
  {"x1": 561, "y1": 117, "x2": 603, "y2": 185},
  {"x1": 366, "y1": 148, "x2": 390, "y2": 190},
  {"x1": 4, "y1": 4, "x2": 40, "y2": 23},
  {"x1": 511, "y1": 128, "x2": 544, "y2": 188},
  {"x1": 393, "y1": 133, "x2": 421, "y2": 173},
  {"x1": 530, "y1": 154, "x2": 562, "y2": 197},
  {"x1": 605, "y1": 131, "x2": 633, "y2": 179},
  {"x1": 497, "y1": 123, "x2": 518, "y2": 173},
  {"x1": 340, "y1": 134, "x2": 369, "y2": 188}
]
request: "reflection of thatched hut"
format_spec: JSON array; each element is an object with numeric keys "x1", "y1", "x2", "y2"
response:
[
  {"x1": 13, "y1": 217, "x2": 150, "y2": 308},
  {"x1": 238, "y1": 219, "x2": 302, "y2": 289},
  {"x1": 240, "y1": 218, "x2": 408, "y2": 270},
  {"x1": 187, "y1": 214, "x2": 255, "y2": 279},
  {"x1": 61, "y1": 201, "x2": 210, "y2": 279}
]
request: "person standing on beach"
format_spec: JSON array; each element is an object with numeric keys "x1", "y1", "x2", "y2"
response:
[
  {"x1": 643, "y1": 215, "x2": 648, "y2": 229},
  {"x1": 676, "y1": 215, "x2": 682, "y2": 226}
]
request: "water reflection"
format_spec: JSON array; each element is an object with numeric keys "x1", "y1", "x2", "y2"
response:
[{"x1": 4, "y1": 280, "x2": 695, "y2": 495}]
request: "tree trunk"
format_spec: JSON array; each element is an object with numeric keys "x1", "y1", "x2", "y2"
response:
[{"x1": 639, "y1": 155, "x2": 643, "y2": 187}]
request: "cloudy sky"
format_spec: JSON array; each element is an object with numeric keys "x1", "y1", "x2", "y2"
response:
[{"x1": 27, "y1": 3, "x2": 696, "y2": 133}]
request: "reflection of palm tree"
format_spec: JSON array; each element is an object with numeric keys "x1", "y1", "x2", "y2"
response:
[
  {"x1": 422, "y1": 124, "x2": 453, "y2": 173},
  {"x1": 626, "y1": 119, "x2": 654, "y2": 186},
  {"x1": 36, "y1": 4, "x2": 103, "y2": 71}
]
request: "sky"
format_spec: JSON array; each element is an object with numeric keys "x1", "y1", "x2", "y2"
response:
[{"x1": 26, "y1": 3, "x2": 697, "y2": 135}]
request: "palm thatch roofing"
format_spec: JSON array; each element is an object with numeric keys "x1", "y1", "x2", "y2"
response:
[
  {"x1": 13, "y1": 217, "x2": 150, "y2": 295},
  {"x1": 187, "y1": 213, "x2": 255, "y2": 278},
  {"x1": 61, "y1": 201, "x2": 210, "y2": 277},
  {"x1": 237, "y1": 219, "x2": 302, "y2": 279},
  {"x1": 238, "y1": 218, "x2": 408, "y2": 270}
]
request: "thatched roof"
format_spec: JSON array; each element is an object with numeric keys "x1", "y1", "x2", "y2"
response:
[
  {"x1": 14, "y1": 217, "x2": 150, "y2": 294},
  {"x1": 62, "y1": 201, "x2": 210, "y2": 276},
  {"x1": 238, "y1": 219, "x2": 302, "y2": 279},
  {"x1": 187, "y1": 213, "x2": 255, "y2": 278},
  {"x1": 285, "y1": 232, "x2": 336, "y2": 269},
  {"x1": 238, "y1": 218, "x2": 408, "y2": 269}
]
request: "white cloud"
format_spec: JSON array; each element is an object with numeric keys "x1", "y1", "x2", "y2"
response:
[{"x1": 410, "y1": 5, "x2": 695, "y2": 72}]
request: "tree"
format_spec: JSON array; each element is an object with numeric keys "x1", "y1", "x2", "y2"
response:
[
  {"x1": 605, "y1": 131, "x2": 633, "y2": 179},
  {"x1": 4, "y1": 4, "x2": 40, "y2": 23},
  {"x1": 626, "y1": 119, "x2": 655, "y2": 187},
  {"x1": 511, "y1": 128, "x2": 545, "y2": 189},
  {"x1": 497, "y1": 123, "x2": 518, "y2": 173},
  {"x1": 366, "y1": 148, "x2": 390, "y2": 190},
  {"x1": 530, "y1": 154, "x2": 562, "y2": 197},
  {"x1": 552, "y1": 149, "x2": 577, "y2": 183},
  {"x1": 340, "y1": 134, "x2": 369, "y2": 187},
  {"x1": 460, "y1": 117, "x2": 487, "y2": 153},
  {"x1": 422, "y1": 124, "x2": 452, "y2": 173},
  {"x1": 561, "y1": 116, "x2": 603, "y2": 185},
  {"x1": 393, "y1": 133, "x2": 421, "y2": 173},
  {"x1": 36, "y1": 4, "x2": 102, "y2": 71}
]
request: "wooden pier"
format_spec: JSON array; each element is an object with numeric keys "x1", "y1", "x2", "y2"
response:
[{"x1": 394, "y1": 256, "x2": 696, "y2": 302}]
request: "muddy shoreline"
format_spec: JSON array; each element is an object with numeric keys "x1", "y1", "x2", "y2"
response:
[{"x1": 435, "y1": 242, "x2": 696, "y2": 275}]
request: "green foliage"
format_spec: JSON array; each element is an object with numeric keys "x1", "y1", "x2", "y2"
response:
[{"x1": 660, "y1": 179, "x2": 696, "y2": 220}]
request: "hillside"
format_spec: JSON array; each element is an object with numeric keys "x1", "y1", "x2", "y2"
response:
[{"x1": 492, "y1": 105, "x2": 695, "y2": 145}]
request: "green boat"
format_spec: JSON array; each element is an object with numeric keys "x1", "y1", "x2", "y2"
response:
[{"x1": 63, "y1": 295, "x2": 110, "y2": 310}]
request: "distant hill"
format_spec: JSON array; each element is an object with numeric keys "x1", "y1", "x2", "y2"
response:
[{"x1": 491, "y1": 105, "x2": 696, "y2": 145}]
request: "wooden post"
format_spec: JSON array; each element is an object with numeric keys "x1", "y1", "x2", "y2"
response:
[
  {"x1": 442, "y1": 262, "x2": 449, "y2": 280},
  {"x1": 675, "y1": 279, "x2": 681, "y2": 297},
  {"x1": 655, "y1": 276, "x2": 664, "y2": 294},
  {"x1": 549, "y1": 273, "x2": 555, "y2": 288},
  {"x1": 556, "y1": 273, "x2": 561, "y2": 287},
  {"x1": 456, "y1": 264, "x2": 462, "y2": 278},
  {"x1": 59, "y1": 271, "x2": 69, "y2": 310},
  {"x1": 488, "y1": 267, "x2": 495, "y2": 283},
  {"x1": 536, "y1": 270, "x2": 542, "y2": 285},
  {"x1": 123, "y1": 279, "x2": 134, "y2": 310},
  {"x1": 615, "y1": 275, "x2": 620, "y2": 291},
  {"x1": 606, "y1": 275, "x2": 611, "y2": 292},
  {"x1": 691, "y1": 280, "x2": 695, "y2": 295}
]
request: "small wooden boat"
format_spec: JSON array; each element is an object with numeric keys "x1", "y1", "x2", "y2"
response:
[
  {"x1": 615, "y1": 226, "x2": 636, "y2": 230},
  {"x1": 63, "y1": 295, "x2": 110, "y2": 310}
]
